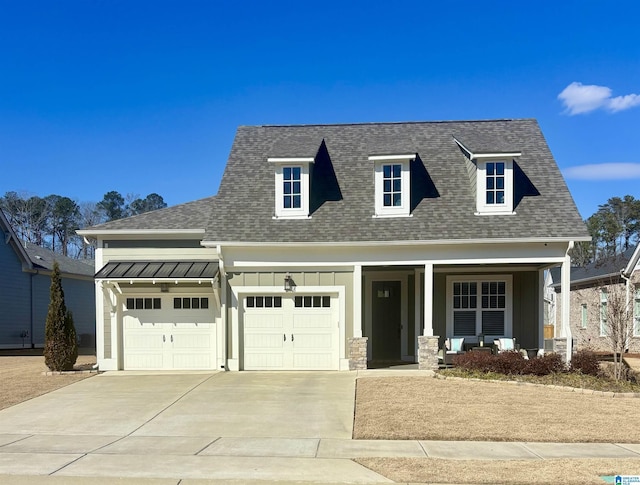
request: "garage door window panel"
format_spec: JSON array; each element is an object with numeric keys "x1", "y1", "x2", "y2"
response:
[
  {"x1": 294, "y1": 295, "x2": 331, "y2": 308},
  {"x1": 245, "y1": 296, "x2": 282, "y2": 308},
  {"x1": 127, "y1": 298, "x2": 161, "y2": 310},
  {"x1": 174, "y1": 297, "x2": 209, "y2": 310}
]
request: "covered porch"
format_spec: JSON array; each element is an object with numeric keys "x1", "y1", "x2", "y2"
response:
[{"x1": 352, "y1": 257, "x2": 574, "y2": 370}]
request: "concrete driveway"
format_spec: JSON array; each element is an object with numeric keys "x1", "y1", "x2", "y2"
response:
[
  {"x1": 0, "y1": 371, "x2": 356, "y2": 438},
  {"x1": 0, "y1": 371, "x2": 396, "y2": 482}
]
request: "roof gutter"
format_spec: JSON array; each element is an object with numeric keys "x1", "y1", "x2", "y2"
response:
[
  {"x1": 201, "y1": 236, "x2": 591, "y2": 248},
  {"x1": 622, "y1": 245, "x2": 640, "y2": 278},
  {"x1": 77, "y1": 229, "x2": 206, "y2": 240}
]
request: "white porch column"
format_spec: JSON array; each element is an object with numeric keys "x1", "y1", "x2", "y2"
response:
[
  {"x1": 100, "y1": 282, "x2": 120, "y2": 371},
  {"x1": 561, "y1": 252, "x2": 572, "y2": 362},
  {"x1": 95, "y1": 280, "x2": 104, "y2": 364},
  {"x1": 538, "y1": 268, "x2": 545, "y2": 349},
  {"x1": 423, "y1": 263, "x2": 434, "y2": 336},
  {"x1": 353, "y1": 265, "x2": 362, "y2": 338}
]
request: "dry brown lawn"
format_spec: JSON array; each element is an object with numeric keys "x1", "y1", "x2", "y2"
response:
[
  {"x1": 355, "y1": 376, "x2": 640, "y2": 484},
  {"x1": 356, "y1": 457, "x2": 640, "y2": 485},
  {"x1": 354, "y1": 376, "x2": 640, "y2": 442},
  {"x1": 0, "y1": 351, "x2": 96, "y2": 410}
]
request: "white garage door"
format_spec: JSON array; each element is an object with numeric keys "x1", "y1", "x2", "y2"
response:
[
  {"x1": 123, "y1": 295, "x2": 216, "y2": 370},
  {"x1": 243, "y1": 294, "x2": 339, "y2": 370}
]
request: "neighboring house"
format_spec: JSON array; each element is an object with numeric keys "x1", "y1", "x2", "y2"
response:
[
  {"x1": 550, "y1": 244, "x2": 640, "y2": 353},
  {"x1": 0, "y1": 209, "x2": 96, "y2": 349},
  {"x1": 78, "y1": 119, "x2": 589, "y2": 372}
]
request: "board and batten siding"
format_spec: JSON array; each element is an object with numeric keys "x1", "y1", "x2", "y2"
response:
[
  {"x1": 512, "y1": 271, "x2": 540, "y2": 349},
  {"x1": 0, "y1": 239, "x2": 32, "y2": 347}
]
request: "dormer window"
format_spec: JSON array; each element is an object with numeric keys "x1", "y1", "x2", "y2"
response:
[
  {"x1": 383, "y1": 164, "x2": 402, "y2": 207},
  {"x1": 283, "y1": 167, "x2": 301, "y2": 209},
  {"x1": 453, "y1": 137, "x2": 519, "y2": 216},
  {"x1": 268, "y1": 157, "x2": 314, "y2": 219},
  {"x1": 476, "y1": 159, "x2": 514, "y2": 214},
  {"x1": 485, "y1": 162, "x2": 504, "y2": 205},
  {"x1": 370, "y1": 154, "x2": 414, "y2": 217}
]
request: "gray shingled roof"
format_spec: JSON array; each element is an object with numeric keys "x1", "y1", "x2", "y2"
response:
[
  {"x1": 550, "y1": 244, "x2": 639, "y2": 287},
  {"x1": 82, "y1": 119, "x2": 589, "y2": 244},
  {"x1": 204, "y1": 119, "x2": 588, "y2": 243},
  {"x1": 24, "y1": 242, "x2": 94, "y2": 277},
  {"x1": 85, "y1": 196, "x2": 215, "y2": 231}
]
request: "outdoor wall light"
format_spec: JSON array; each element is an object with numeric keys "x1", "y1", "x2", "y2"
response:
[{"x1": 284, "y1": 273, "x2": 294, "y2": 292}]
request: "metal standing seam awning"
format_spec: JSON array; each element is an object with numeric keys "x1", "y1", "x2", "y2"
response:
[{"x1": 95, "y1": 261, "x2": 219, "y2": 283}]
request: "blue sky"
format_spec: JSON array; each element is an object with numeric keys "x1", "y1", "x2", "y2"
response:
[{"x1": 1, "y1": 0, "x2": 639, "y2": 220}]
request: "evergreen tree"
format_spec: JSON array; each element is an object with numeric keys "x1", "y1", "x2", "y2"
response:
[{"x1": 43, "y1": 261, "x2": 78, "y2": 371}]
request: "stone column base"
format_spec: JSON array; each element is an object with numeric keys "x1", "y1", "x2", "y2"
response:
[
  {"x1": 348, "y1": 337, "x2": 368, "y2": 370},
  {"x1": 552, "y1": 337, "x2": 568, "y2": 363},
  {"x1": 418, "y1": 335, "x2": 440, "y2": 370}
]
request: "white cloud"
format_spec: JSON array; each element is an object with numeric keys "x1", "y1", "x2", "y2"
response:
[
  {"x1": 608, "y1": 93, "x2": 640, "y2": 112},
  {"x1": 558, "y1": 82, "x2": 640, "y2": 115},
  {"x1": 563, "y1": 163, "x2": 640, "y2": 180}
]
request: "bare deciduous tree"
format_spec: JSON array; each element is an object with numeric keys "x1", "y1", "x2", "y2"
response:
[{"x1": 594, "y1": 278, "x2": 635, "y2": 380}]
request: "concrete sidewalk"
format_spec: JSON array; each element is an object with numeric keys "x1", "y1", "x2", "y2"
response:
[{"x1": 1, "y1": 434, "x2": 639, "y2": 482}]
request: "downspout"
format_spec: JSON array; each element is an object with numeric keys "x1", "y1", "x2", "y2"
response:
[
  {"x1": 30, "y1": 272, "x2": 35, "y2": 348},
  {"x1": 216, "y1": 245, "x2": 228, "y2": 370},
  {"x1": 563, "y1": 241, "x2": 574, "y2": 363},
  {"x1": 620, "y1": 270, "x2": 631, "y2": 352}
]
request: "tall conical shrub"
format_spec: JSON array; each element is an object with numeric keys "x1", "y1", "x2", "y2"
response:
[{"x1": 44, "y1": 261, "x2": 78, "y2": 371}]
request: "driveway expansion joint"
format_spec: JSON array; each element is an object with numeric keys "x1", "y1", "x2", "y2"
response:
[{"x1": 124, "y1": 373, "x2": 220, "y2": 438}]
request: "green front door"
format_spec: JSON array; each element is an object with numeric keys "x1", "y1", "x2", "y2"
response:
[{"x1": 371, "y1": 280, "x2": 401, "y2": 360}]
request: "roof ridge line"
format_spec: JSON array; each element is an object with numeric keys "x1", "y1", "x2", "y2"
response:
[{"x1": 240, "y1": 118, "x2": 536, "y2": 128}]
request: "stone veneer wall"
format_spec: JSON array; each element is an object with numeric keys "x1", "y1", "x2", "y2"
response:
[
  {"x1": 418, "y1": 335, "x2": 439, "y2": 370},
  {"x1": 348, "y1": 337, "x2": 368, "y2": 370}
]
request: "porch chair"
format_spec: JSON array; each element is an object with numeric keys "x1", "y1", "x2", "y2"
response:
[
  {"x1": 493, "y1": 338, "x2": 518, "y2": 353},
  {"x1": 493, "y1": 338, "x2": 529, "y2": 359},
  {"x1": 439, "y1": 337, "x2": 465, "y2": 366}
]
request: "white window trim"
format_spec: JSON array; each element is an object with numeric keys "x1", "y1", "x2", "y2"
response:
[
  {"x1": 580, "y1": 303, "x2": 588, "y2": 329},
  {"x1": 269, "y1": 157, "x2": 314, "y2": 219},
  {"x1": 475, "y1": 158, "x2": 515, "y2": 215},
  {"x1": 370, "y1": 154, "x2": 414, "y2": 218},
  {"x1": 633, "y1": 287, "x2": 640, "y2": 337},
  {"x1": 599, "y1": 289, "x2": 608, "y2": 337},
  {"x1": 445, "y1": 275, "x2": 513, "y2": 340}
]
